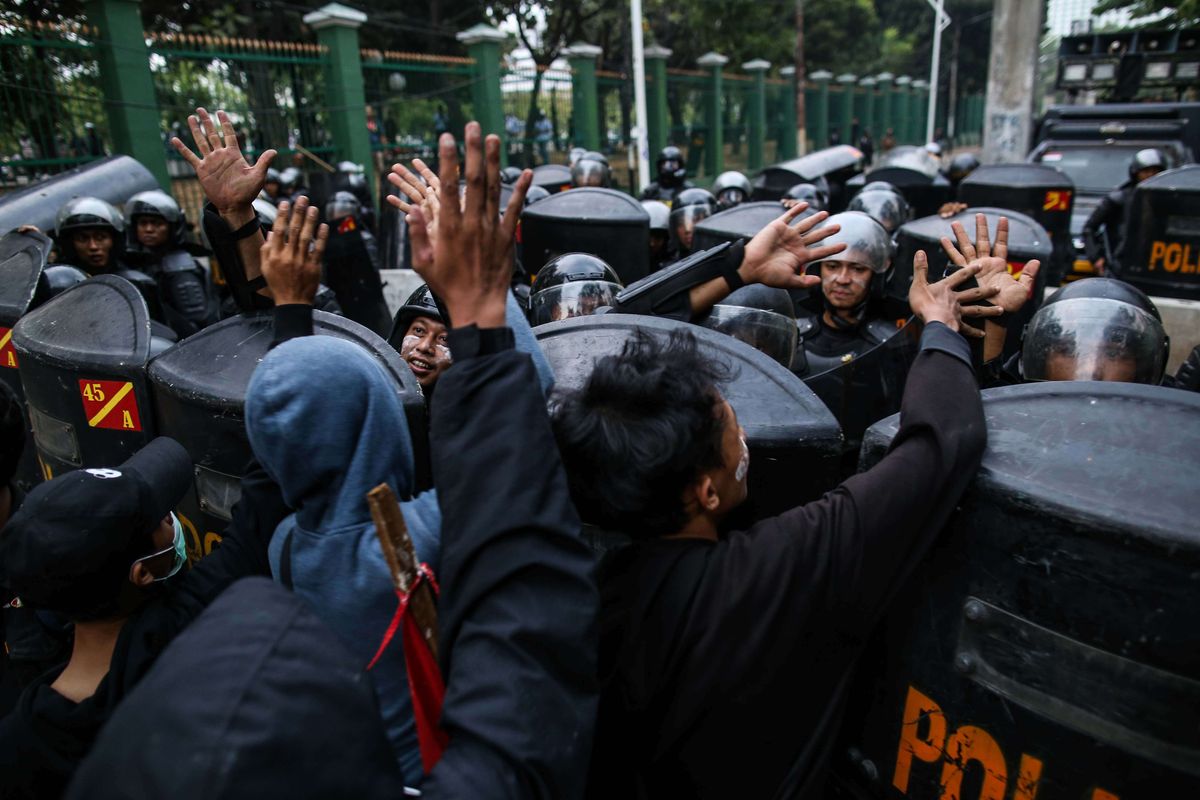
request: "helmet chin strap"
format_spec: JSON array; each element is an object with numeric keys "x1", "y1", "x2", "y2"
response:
[{"x1": 823, "y1": 293, "x2": 868, "y2": 330}]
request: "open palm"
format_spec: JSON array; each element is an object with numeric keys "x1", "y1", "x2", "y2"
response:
[{"x1": 171, "y1": 108, "x2": 275, "y2": 214}]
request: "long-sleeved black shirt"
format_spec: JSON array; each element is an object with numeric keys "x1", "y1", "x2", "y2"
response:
[{"x1": 588, "y1": 322, "x2": 987, "y2": 799}]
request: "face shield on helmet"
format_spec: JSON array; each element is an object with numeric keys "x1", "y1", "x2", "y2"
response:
[
  {"x1": 712, "y1": 171, "x2": 751, "y2": 210},
  {"x1": 570, "y1": 158, "x2": 610, "y2": 188},
  {"x1": 1021, "y1": 297, "x2": 1167, "y2": 385},
  {"x1": 847, "y1": 189, "x2": 911, "y2": 235},
  {"x1": 529, "y1": 280, "x2": 621, "y2": 325},
  {"x1": 325, "y1": 191, "x2": 362, "y2": 222},
  {"x1": 657, "y1": 147, "x2": 686, "y2": 184},
  {"x1": 701, "y1": 305, "x2": 797, "y2": 368},
  {"x1": 784, "y1": 183, "x2": 829, "y2": 212},
  {"x1": 124, "y1": 191, "x2": 183, "y2": 226},
  {"x1": 810, "y1": 211, "x2": 893, "y2": 275},
  {"x1": 669, "y1": 204, "x2": 713, "y2": 255}
]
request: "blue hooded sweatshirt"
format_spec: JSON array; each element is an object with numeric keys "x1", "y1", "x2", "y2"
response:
[{"x1": 245, "y1": 335, "x2": 441, "y2": 787}]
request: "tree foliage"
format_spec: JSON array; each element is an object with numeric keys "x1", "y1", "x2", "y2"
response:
[{"x1": 1093, "y1": 0, "x2": 1200, "y2": 27}]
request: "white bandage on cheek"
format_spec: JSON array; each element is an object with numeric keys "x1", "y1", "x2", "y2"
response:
[
  {"x1": 735, "y1": 435, "x2": 750, "y2": 482},
  {"x1": 823, "y1": 271, "x2": 870, "y2": 290},
  {"x1": 402, "y1": 335, "x2": 452, "y2": 363}
]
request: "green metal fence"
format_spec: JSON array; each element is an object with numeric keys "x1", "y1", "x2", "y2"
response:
[
  {"x1": 0, "y1": 20, "x2": 110, "y2": 187},
  {"x1": 501, "y1": 62, "x2": 572, "y2": 168}
]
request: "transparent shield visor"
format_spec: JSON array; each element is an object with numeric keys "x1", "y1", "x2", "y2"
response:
[
  {"x1": 1021, "y1": 298, "x2": 1166, "y2": 385},
  {"x1": 701, "y1": 305, "x2": 798, "y2": 368},
  {"x1": 530, "y1": 281, "x2": 622, "y2": 326},
  {"x1": 670, "y1": 205, "x2": 713, "y2": 253}
]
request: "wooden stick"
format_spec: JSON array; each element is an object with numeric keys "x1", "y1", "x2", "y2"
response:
[
  {"x1": 294, "y1": 144, "x2": 336, "y2": 173},
  {"x1": 367, "y1": 483, "x2": 439, "y2": 663}
]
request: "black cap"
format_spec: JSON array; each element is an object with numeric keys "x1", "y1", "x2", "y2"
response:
[{"x1": 0, "y1": 437, "x2": 192, "y2": 617}]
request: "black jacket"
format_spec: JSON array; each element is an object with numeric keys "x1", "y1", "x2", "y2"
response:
[
  {"x1": 65, "y1": 330, "x2": 599, "y2": 800},
  {"x1": 588, "y1": 324, "x2": 987, "y2": 799},
  {"x1": 1082, "y1": 182, "x2": 1134, "y2": 267},
  {"x1": 0, "y1": 463, "x2": 287, "y2": 800}
]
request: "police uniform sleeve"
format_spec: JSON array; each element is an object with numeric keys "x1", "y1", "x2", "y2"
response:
[
  {"x1": 722, "y1": 322, "x2": 986, "y2": 632},
  {"x1": 421, "y1": 326, "x2": 598, "y2": 800},
  {"x1": 158, "y1": 262, "x2": 213, "y2": 337}
]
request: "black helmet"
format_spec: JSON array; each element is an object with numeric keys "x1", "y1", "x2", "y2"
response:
[
  {"x1": 124, "y1": 189, "x2": 187, "y2": 248},
  {"x1": 524, "y1": 185, "x2": 551, "y2": 206},
  {"x1": 529, "y1": 253, "x2": 622, "y2": 326},
  {"x1": 783, "y1": 182, "x2": 829, "y2": 212},
  {"x1": 568, "y1": 147, "x2": 587, "y2": 166},
  {"x1": 55, "y1": 196, "x2": 124, "y2": 238},
  {"x1": 847, "y1": 188, "x2": 911, "y2": 234},
  {"x1": 584, "y1": 151, "x2": 609, "y2": 166},
  {"x1": 699, "y1": 284, "x2": 797, "y2": 368},
  {"x1": 642, "y1": 200, "x2": 670, "y2": 233},
  {"x1": 948, "y1": 152, "x2": 981, "y2": 184},
  {"x1": 278, "y1": 167, "x2": 303, "y2": 192},
  {"x1": 40, "y1": 265, "x2": 90, "y2": 299},
  {"x1": 1129, "y1": 148, "x2": 1167, "y2": 180},
  {"x1": 657, "y1": 145, "x2": 687, "y2": 185},
  {"x1": 252, "y1": 198, "x2": 278, "y2": 229},
  {"x1": 712, "y1": 171, "x2": 752, "y2": 209},
  {"x1": 570, "y1": 157, "x2": 611, "y2": 188},
  {"x1": 390, "y1": 284, "x2": 444, "y2": 348},
  {"x1": 324, "y1": 190, "x2": 362, "y2": 223},
  {"x1": 501, "y1": 166, "x2": 524, "y2": 184},
  {"x1": 669, "y1": 188, "x2": 718, "y2": 257},
  {"x1": 1022, "y1": 278, "x2": 1168, "y2": 384},
  {"x1": 861, "y1": 180, "x2": 901, "y2": 194}
]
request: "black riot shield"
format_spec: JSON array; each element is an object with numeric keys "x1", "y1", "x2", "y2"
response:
[
  {"x1": 378, "y1": 180, "x2": 410, "y2": 270},
  {"x1": 147, "y1": 310, "x2": 429, "y2": 564},
  {"x1": 534, "y1": 314, "x2": 843, "y2": 522},
  {"x1": 801, "y1": 318, "x2": 922, "y2": 470},
  {"x1": 0, "y1": 230, "x2": 52, "y2": 492},
  {"x1": 833, "y1": 381, "x2": 1200, "y2": 800},
  {"x1": 520, "y1": 188, "x2": 650, "y2": 285},
  {"x1": 1118, "y1": 164, "x2": 1200, "y2": 301},
  {"x1": 531, "y1": 163, "x2": 573, "y2": 194},
  {"x1": 846, "y1": 146, "x2": 953, "y2": 219},
  {"x1": 321, "y1": 221, "x2": 392, "y2": 336},
  {"x1": 891, "y1": 207, "x2": 1052, "y2": 360},
  {"x1": 0, "y1": 155, "x2": 159, "y2": 236},
  {"x1": 750, "y1": 145, "x2": 866, "y2": 208},
  {"x1": 959, "y1": 163, "x2": 1076, "y2": 286},
  {"x1": 692, "y1": 201, "x2": 815, "y2": 252},
  {"x1": 12, "y1": 275, "x2": 156, "y2": 481}
]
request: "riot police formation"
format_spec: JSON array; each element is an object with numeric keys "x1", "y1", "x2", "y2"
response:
[
  {"x1": 640, "y1": 145, "x2": 693, "y2": 203},
  {"x1": 1083, "y1": 147, "x2": 1168, "y2": 275},
  {"x1": 0, "y1": 102, "x2": 1199, "y2": 800}
]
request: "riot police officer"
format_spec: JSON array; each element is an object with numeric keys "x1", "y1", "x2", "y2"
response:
[
  {"x1": 52, "y1": 197, "x2": 129, "y2": 275},
  {"x1": 1083, "y1": 148, "x2": 1167, "y2": 275},
  {"x1": 698, "y1": 283, "x2": 797, "y2": 368},
  {"x1": 529, "y1": 253, "x2": 623, "y2": 326},
  {"x1": 642, "y1": 200, "x2": 671, "y2": 272},
  {"x1": 570, "y1": 155, "x2": 611, "y2": 188},
  {"x1": 388, "y1": 284, "x2": 451, "y2": 393},
  {"x1": 712, "y1": 171, "x2": 752, "y2": 210},
  {"x1": 262, "y1": 168, "x2": 283, "y2": 205},
  {"x1": 847, "y1": 185, "x2": 911, "y2": 235},
  {"x1": 946, "y1": 152, "x2": 980, "y2": 188},
  {"x1": 668, "y1": 188, "x2": 718, "y2": 260},
  {"x1": 640, "y1": 145, "x2": 693, "y2": 203},
  {"x1": 124, "y1": 190, "x2": 216, "y2": 337},
  {"x1": 325, "y1": 191, "x2": 380, "y2": 271},
  {"x1": 792, "y1": 211, "x2": 898, "y2": 374},
  {"x1": 781, "y1": 182, "x2": 829, "y2": 212}
]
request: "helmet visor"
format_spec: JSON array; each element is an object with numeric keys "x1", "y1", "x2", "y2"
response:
[
  {"x1": 1021, "y1": 298, "x2": 1166, "y2": 385},
  {"x1": 530, "y1": 281, "x2": 621, "y2": 326},
  {"x1": 700, "y1": 305, "x2": 798, "y2": 368}
]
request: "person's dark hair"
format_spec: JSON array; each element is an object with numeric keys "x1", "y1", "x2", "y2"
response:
[
  {"x1": 0, "y1": 381, "x2": 25, "y2": 488},
  {"x1": 551, "y1": 330, "x2": 731, "y2": 539}
]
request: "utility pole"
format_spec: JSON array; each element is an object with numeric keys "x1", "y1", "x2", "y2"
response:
[
  {"x1": 795, "y1": 0, "x2": 807, "y2": 155},
  {"x1": 982, "y1": 0, "x2": 1044, "y2": 163}
]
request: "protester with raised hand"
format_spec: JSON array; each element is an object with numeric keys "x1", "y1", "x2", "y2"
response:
[{"x1": 67, "y1": 123, "x2": 598, "y2": 800}]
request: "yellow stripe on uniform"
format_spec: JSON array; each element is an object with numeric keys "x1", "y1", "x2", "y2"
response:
[{"x1": 88, "y1": 382, "x2": 133, "y2": 427}]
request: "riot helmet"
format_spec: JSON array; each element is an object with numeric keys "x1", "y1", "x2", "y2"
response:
[
  {"x1": 570, "y1": 157, "x2": 611, "y2": 188},
  {"x1": 568, "y1": 147, "x2": 587, "y2": 166},
  {"x1": 252, "y1": 198, "x2": 278, "y2": 229},
  {"x1": 712, "y1": 171, "x2": 752, "y2": 210},
  {"x1": 336, "y1": 160, "x2": 367, "y2": 192},
  {"x1": 847, "y1": 188, "x2": 911, "y2": 234},
  {"x1": 124, "y1": 189, "x2": 186, "y2": 250},
  {"x1": 810, "y1": 212, "x2": 892, "y2": 275},
  {"x1": 1129, "y1": 148, "x2": 1167, "y2": 181},
  {"x1": 809, "y1": 211, "x2": 893, "y2": 314},
  {"x1": 669, "y1": 188, "x2": 718, "y2": 256},
  {"x1": 699, "y1": 284, "x2": 798, "y2": 368},
  {"x1": 391, "y1": 283, "x2": 444, "y2": 341},
  {"x1": 500, "y1": 166, "x2": 524, "y2": 184},
  {"x1": 265, "y1": 167, "x2": 282, "y2": 187},
  {"x1": 278, "y1": 167, "x2": 303, "y2": 193},
  {"x1": 643, "y1": 200, "x2": 671, "y2": 267},
  {"x1": 325, "y1": 190, "x2": 362, "y2": 223},
  {"x1": 55, "y1": 196, "x2": 124, "y2": 239},
  {"x1": 1021, "y1": 283, "x2": 1168, "y2": 385},
  {"x1": 783, "y1": 182, "x2": 829, "y2": 212},
  {"x1": 529, "y1": 253, "x2": 622, "y2": 326},
  {"x1": 924, "y1": 142, "x2": 943, "y2": 158},
  {"x1": 861, "y1": 180, "x2": 900, "y2": 195},
  {"x1": 40, "y1": 265, "x2": 90, "y2": 299},
  {"x1": 584, "y1": 151, "x2": 609, "y2": 166},
  {"x1": 657, "y1": 145, "x2": 687, "y2": 187},
  {"x1": 55, "y1": 197, "x2": 124, "y2": 273},
  {"x1": 947, "y1": 152, "x2": 980, "y2": 185},
  {"x1": 524, "y1": 185, "x2": 551, "y2": 206}
]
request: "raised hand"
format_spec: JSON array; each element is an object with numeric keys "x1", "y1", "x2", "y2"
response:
[
  {"x1": 386, "y1": 159, "x2": 444, "y2": 269},
  {"x1": 940, "y1": 213, "x2": 1040, "y2": 314},
  {"x1": 406, "y1": 123, "x2": 531, "y2": 329},
  {"x1": 171, "y1": 108, "x2": 276, "y2": 218},
  {"x1": 259, "y1": 197, "x2": 328, "y2": 306},
  {"x1": 741, "y1": 203, "x2": 847, "y2": 290},
  {"x1": 910, "y1": 250, "x2": 1003, "y2": 338}
]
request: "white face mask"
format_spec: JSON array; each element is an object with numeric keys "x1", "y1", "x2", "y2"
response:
[{"x1": 735, "y1": 434, "x2": 750, "y2": 483}]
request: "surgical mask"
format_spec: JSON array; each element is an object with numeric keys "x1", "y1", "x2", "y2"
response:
[
  {"x1": 133, "y1": 512, "x2": 187, "y2": 582},
  {"x1": 735, "y1": 434, "x2": 750, "y2": 483}
]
